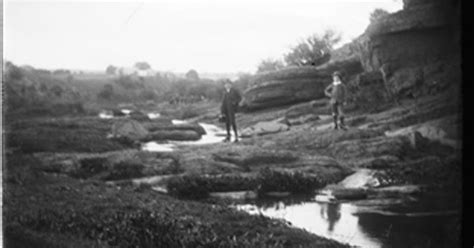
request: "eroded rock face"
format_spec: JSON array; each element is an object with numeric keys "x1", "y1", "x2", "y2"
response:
[
  {"x1": 241, "y1": 57, "x2": 366, "y2": 112},
  {"x1": 384, "y1": 115, "x2": 460, "y2": 148},
  {"x1": 352, "y1": 0, "x2": 460, "y2": 98},
  {"x1": 241, "y1": 67, "x2": 332, "y2": 111}
]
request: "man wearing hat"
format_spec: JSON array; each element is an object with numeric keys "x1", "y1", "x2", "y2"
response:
[
  {"x1": 220, "y1": 79, "x2": 242, "y2": 142},
  {"x1": 324, "y1": 71, "x2": 347, "y2": 130}
]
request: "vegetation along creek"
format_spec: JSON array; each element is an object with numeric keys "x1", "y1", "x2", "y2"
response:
[{"x1": 4, "y1": 0, "x2": 462, "y2": 247}]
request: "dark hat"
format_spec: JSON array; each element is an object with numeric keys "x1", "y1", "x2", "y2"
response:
[{"x1": 332, "y1": 71, "x2": 341, "y2": 77}]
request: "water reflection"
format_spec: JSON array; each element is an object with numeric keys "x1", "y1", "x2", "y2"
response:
[
  {"x1": 236, "y1": 198, "x2": 459, "y2": 248},
  {"x1": 147, "y1": 112, "x2": 161, "y2": 119},
  {"x1": 174, "y1": 123, "x2": 227, "y2": 145},
  {"x1": 141, "y1": 142, "x2": 175, "y2": 152},
  {"x1": 320, "y1": 203, "x2": 341, "y2": 232},
  {"x1": 237, "y1": 200, "x2": 379, "y2": 247},
  {"x1": 98, "y1": 111, "x2": 114, "y2": 119}
]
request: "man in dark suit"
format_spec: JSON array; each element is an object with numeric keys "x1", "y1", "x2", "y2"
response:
[{"x1": 221, "y1": 79, "x2": 242, "y2": 142}]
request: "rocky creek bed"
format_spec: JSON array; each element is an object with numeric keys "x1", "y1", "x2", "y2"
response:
[{"x1": 5, "y1": 89, "x2": 462, "y2": 247}]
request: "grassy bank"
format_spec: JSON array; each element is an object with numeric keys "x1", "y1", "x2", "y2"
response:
[
  {"x1": 5, "y1": 116, "x2": 133, "y2": 153},
  {"x1": 4, "y1": 153, "x2": 349, "y2": 248}
]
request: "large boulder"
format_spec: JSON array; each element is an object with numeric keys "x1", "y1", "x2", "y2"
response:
[
  {"x1": 241, "y1": 66, "x2": 332, "y2": 111},
  {"x1": 384, "y1": 115, "x2": 460, "y2": 148},
  {"x1": 351, "y1": 0, "x2": 460, "y2": 98},
  {"x1": 111, "y1": 119, "x2": 149, "y2": 141},
  {"x1": 129, "y1": 110, "x2": 150, "y2": 121},
  {"x1": 349, "y1": 71, "x2": 395, "y2": 112}
]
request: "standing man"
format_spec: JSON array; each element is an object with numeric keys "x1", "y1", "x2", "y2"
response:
[
  {"x1": 324, "y1": 71, "x2": 347, "y2": 130},
  {"x1": 221, "y1": 79, "x2": 242, "y2": 142}
]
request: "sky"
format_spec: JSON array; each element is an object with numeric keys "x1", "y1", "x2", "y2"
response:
[{"x1": 4, "y1": 0, "x2": 403, "y2": 74}]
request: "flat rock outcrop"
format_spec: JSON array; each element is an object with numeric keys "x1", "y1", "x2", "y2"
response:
[
  {"x1": 240, "y1": 67, "x2": 332, "y2": 111},
  {"x1": 240, "y1": 120, "x2": 289, "y2": 137}
]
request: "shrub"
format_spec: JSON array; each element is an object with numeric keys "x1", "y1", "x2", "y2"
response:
[
  {"x1": 257, "y1": 58, "x2": 285, "y2": 73},
  {"x1": 167, "y1": 169, "x2": 327, "y2": 199},
  {"x1": 139, "y1": 89, "x2": 158, "y2": 101},
  {"x1": 106, "y1": 65, "x2": 117, "y2": 75},
  {"x1": 103, "y1": 161, "x2": 145, "y2": 181},
  {"x1": 5, "y1": 63, "x2": 24, "y2": 81},
  {"x1": 370, "y1": 8, "x2": 390, "y2": 23},
  {"x1": 180, "y1": 105, "x2": 202, "y2": 119},
  {"x1": 284, "y1": 29, "x2": 341, "y2": 67},
  {"x1": 185, "y1": 69, "x2": 199, "y2": 80},
  {"x1": 167, "y1": 175, "x2": 210, "y2": 199},
  {"x1": 114, "y1": 75, "x2": 144, "y2": 90},
  {"x1": 97, "y1": 84, "x2": 114, "y2": 100},
  {"x1": 257, "y1": 168, "x2": 324, "y2": 194},
  {"x1": 70, "y1": 157, "x2": 109, "y2": 179}
]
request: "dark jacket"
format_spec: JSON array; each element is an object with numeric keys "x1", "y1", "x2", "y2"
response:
[
  {"x1": 221, "y1": 88, "x2": 242, "y2": 116},
  {"x1": 324, "y1": 83, "x2": 346, "y2": 103}
]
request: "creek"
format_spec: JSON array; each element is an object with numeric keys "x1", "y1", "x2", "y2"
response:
[
  {"x1": 98, "y1": 109, "x2": 226, "y2": 151},
  {"x1": 100, "y1": 109, "x2": 459, "y2": 247},
  {"x1": 234, "y1": 171, "x2": 460, "y2": 248}
]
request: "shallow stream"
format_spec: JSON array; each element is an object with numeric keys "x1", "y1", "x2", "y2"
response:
[
  {"x1": 236, "y1": 194, "x2": 459, "y2": 248},
  {"x1": 100, "y1": 109, "x2": 460, "y2": 247},
  {"x1": 99, "y1": 109, "x2": 226, "y2": 151}
]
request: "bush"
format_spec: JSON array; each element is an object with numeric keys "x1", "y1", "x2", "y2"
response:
[
  {"x1": 370, "y1": 8, "x2": 390, "y2": 23},
  {"x1": 284, "y1": 29, "x2": 341, "y2": 67},
  {"x1": 114, "y1": 75, "x2": 144, "y2": 90},
  {"x1": 167, "y1": 169, "x2": 327, "y2": 199},
  {"x1": 5, "y1": 63, "x2": 24, "y2": 81},
  {"x1": 139, "y1": 89, "x2": 158, "y2": 101},
  {"x1": 257, "y1": 58, "x2": 285, "y2": 73},
  {"x1": 185, "y1": 69, "x2": 199, "y2": 80},
  {"x1": 167, "y1": 175, "x2": 210, "y2": 199},
  {"x1": 257, "y1": 168, "x2": 324, "y2": 194},
  {"x1": 106, "y1": 65, "x2": 117, "y2": 75},
  {"x1": 71, "y1": 157, "x2": 109, "y2": 179},
  {"x1": 98, "y1": 84, "x2": 114, "y2": 100},
  {"x1": 103, "y1": 161, "x2": 145, "y2": 181}
]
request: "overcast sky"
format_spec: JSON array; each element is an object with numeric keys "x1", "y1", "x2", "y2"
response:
[{"x1": 4, "y1": 0, "x2": 402, "y2": 73}]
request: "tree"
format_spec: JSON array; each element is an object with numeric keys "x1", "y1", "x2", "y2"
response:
[
  {"x1": 134, "y1": 62, "x2": 151, "y2": 70},
  {"x1": 50, "y1": 85, "x2": 64, "y2": 97},
  {"x1": 284, "y1": 30, "x2": 341, "y2": 67},
  {"x1": 370, "y1": 8, "x2": 390, "y2": 23},
  {"x1": 98, "y1": 84, "x2": 114, "y2": 100},
  {"x1": 257, "y1": 58, "x2": 285, "y2": 73},
  {"x1": 106, "y1": 65, "x2": 117, "y2": 75},
  {"x1": 185, "y1": 69, "x2": 199, "y2": 81},
  {"x1": 233, "y1": 73, "x2": 254, "y2": 91},
  {"x1": 5, "y1": 62, "x2": 24, "y2": 81}
]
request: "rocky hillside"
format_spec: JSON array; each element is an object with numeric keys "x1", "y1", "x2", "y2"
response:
[{"x1": 242, "y1": 0, "x2": 461, "y2": 112}]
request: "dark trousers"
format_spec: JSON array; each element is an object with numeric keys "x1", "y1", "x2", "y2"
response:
[
  {"x1": 331, "y1": 101, "x2": 346, "y2": 129},
  {"x1": 225, "y1": 112, "x2": 238, "y2": 138},
  {"x1": 331, "y1": 101, "x2": 344, "y2": 117}
]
